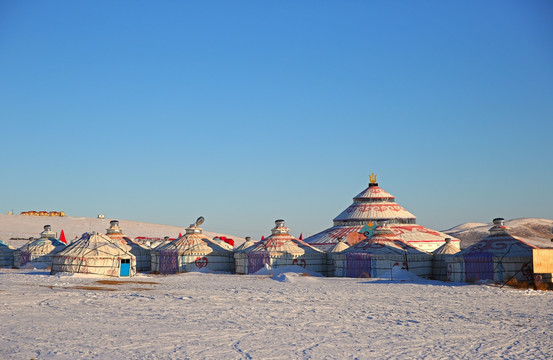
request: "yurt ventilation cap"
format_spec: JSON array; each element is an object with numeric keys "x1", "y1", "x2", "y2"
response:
[
  {"x1": 445, "y1": 238, "x2": 451, "y2": 243},
  {"x1": 368, "y1": 172, "x2": 378, "y2": 187},
  {"x1": 489, "y1": 217, "x2": 509, "y2": 235},
  {"x1": 107, "y1": 220, "x2": 123, "y2": 234},
  {"x1": 272, "y1": 219, "x2": 290, "y2": 235}
]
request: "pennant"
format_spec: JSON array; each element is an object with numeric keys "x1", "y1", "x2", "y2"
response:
[
  {"x1": 178, "y1": 233, "x2": 182, "y2": 238},
  {"x1": 299, "y1": 233, "x2": 303, "y2": 241},
  {"x1": 59, "y1": 229, "x2": 67, "y2": 244},
  {"x1": 261, "y1": 236, "x2": 265, "y2": 241}
]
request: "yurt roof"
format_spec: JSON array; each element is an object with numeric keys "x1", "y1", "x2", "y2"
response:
[
  {"x1": 234, "y1": 237, "x2": 255, "y2": 252},
  {"x1": 433, "y1": 238, "x2": 460, "y2": 255},
  {"x1": 57, "y1": 232, "x2": 134, "y2": 258},
  {"x1": 333, "y1": 202, "x2": 416, "y2": 222},
  {"x1": 0, "y1": 239, "x2": 15, "y2": 252},
  {"x1": 245, "y1": 220, "x2": 323, "y2": 256},
  {"x1": 345, "y1": 225, "x2": 430, "y2": 255},
  {"x1": 105, "y1": 220, "x2": 149, "y2": 251},
  {"x1": 19, "y1": 237, "x2": 66, "y2": 254},
  {"x1": 353, "y1": 184, "x2": 395, "y2": 201},
  {"x1": 158, "y1": 224, "x2": 231, "y2": 255},
  {"x1": 457, "y1": 218, "x2": 537, "y2": 257},
  {"x1": 327, "y1": 239, "x2": 350, "y2": 253},
  {"x1": 305, "y1": 224, "x2": 458, "y2": 246}
]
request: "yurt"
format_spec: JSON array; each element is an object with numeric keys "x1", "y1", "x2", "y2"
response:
[
  {"x1": 305, "y1": 174, "x2": 460, "y2": 252},
  {"x1": 51, "y1": 232, "x2": 136, "y2": 277},
  {"x1": 234, "y1": 236, "x2": 255, "y2": 252},
  {"x1": 234, "y1": 220, "x2": 327, "y2": 275},
  {"x1": 105, "y1": 220, "x2": 151, "y2": 272},
  {"x1": 333, "y1": 222, "x2": 433, "y2": 278},
  {"x1": 326, "y1": 237, "x2": 350, "y2": 275},
  {"x1": 432, "y1": 238, "x2": 460, "y2": 281},
  {"x1": 0, "y1": 240, "x2": 15, "y2": 268},
  {"x1": 447, "y1": 218, "x2": 537, "y2": 283},
  {"x1": 14, "y1": 225, "x2": 66, "y2": 269},
  {"x1": 151, "y1": 217, "x2": 234, "y2": 274}
]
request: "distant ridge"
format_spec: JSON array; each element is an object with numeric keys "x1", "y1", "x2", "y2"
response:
[
  {"x1": 0, "y1": 214, "x2": 245, "y2": 247},
  {"x1": 443, "y1": 218, "x2": 553, "y2": 249}
]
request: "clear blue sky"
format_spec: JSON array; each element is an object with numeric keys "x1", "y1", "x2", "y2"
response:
[{"x1": 1, "y1": 1, "x2": 552, "y2": 239}]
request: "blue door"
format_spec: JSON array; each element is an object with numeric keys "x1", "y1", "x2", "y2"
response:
[{"x1": 120, "y1": 259, "x2": 131, "y2": 277}]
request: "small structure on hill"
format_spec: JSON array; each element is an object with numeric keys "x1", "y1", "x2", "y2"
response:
[
  {"x1": 0, "y1": 240, "x2": 15, "y2": 268},
  {"x1": 234, "y1": 220, "x2": 327, "y2": 275},
  {"x1": 305, "y1": 174, "x2": 460, "y2": 252},
  {"x1": 447, "y1": 218, "x2": 538, "y2": 283},
  {"x1": 432, "y1": 238, "x2": 460, "y2": 281},
  {"x1": 51, "y1": 232, "x2": 136, "y2": 277},
  {"x1": 105, "y1": 220, "x2": 151, "y2": 272},
  {"x1": 333, "y1": 221, "x2": 433, "y2": 278},
  {"x1": 14, "y1": 225, "x2": 66, "y2": 269},
  {"x1": 151, "y1": 217, "x2": 234, "y2": 274}
]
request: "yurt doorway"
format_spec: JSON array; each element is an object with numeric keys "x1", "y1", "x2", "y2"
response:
[{"x1": 120, "y1": 258, "x2": 131, "y2": 277}]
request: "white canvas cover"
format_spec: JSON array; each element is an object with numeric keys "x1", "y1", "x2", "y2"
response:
[
  {"x1": 151, "y1": 222, "x2": 234, "y2": 274},
  {"x1": 51, "y1": 232, "x2": 136, "y2": 277},
  {"x1": 105, "y1": 220, "x2": 151, "y2": 272},
  {"x1": 14, "y1": 226, "x2": 66, "y2": 269},
  {"x1": 305, "y1": 176, "x2": 460, "y2": 252},
  {"x1": 432, "y1": 238, "x2": 460, "y2": 281},
  {"x1": 0, "y1": 239, "x2": 15, "y2": 268},
  {"x1": 334, "y1": 224, "x2": 433, "y2": 278},
  {"x1": 234, "y1": 220, "x2": 327, "y2": 275},
  {"x1": 326, "y1": 239, "x2": 350, "y2": 274},
  {"x1": 447, "y1": 219, "x2": 537, "y2": 283},
  {"x1": 234, "y1": 237, "x2": 255, "y2": 252}
]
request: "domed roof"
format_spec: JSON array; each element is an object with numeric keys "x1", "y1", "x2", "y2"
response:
[
  {"x1": 245, "y1": 220, "x2": 324, "y2": 256},
  {"x1": 327, "y1": 238, "x2": 350, "y2": 253},
  {"x1": 345, "y1": 223, "x2": 430, "y2": 256},
  {"x1": 57, "y1": 232, "x2": 134, "y2": 258},
  {"x1": 18, "y1": 225, "x2": 66, "y2": 254},
  {"x1": 234, "y1": 237, "x2": 255, "y2": 252},
  {"x1": 157, "y1": 223, "x2": 232, "y2": 256},
  {"x1": 433, "y1": 238, "x2": 460, "y2": 255}
]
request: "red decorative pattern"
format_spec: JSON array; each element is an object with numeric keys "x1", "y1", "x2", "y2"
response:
[
  {"x1": 345, "y1": 204, "x2": 404, "y2": 213},
  {"x1": 195, "y1": 256, "x2": 208, "y2": 268},
  {"x1": 292, "y1": 259, "x2": 306, "y2": 268}
]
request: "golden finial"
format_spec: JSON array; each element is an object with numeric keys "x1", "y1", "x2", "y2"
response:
[{"x1": 369, "y1": 173, "x2": 377, "y2": 184}]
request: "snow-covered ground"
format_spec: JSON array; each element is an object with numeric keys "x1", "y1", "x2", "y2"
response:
[{"x1": 1, "y1": 268, "x2": 552, "y2": 359}]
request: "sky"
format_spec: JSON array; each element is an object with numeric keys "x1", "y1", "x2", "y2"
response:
[{"x1": 1, "y1": 1, "x2": 552, "y2": 240}]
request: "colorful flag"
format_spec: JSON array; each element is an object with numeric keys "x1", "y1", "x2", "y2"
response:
[{"x1": 59, "y1": 229, "x2": 67, "y2": 244}]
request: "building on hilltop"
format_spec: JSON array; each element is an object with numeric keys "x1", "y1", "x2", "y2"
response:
[{"x1": 304, "y1": 174, "x2": 460, "y2": 252}]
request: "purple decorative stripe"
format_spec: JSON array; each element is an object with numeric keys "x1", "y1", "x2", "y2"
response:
[
  {"x1": 464, "y1": 251, "x2": 494, "y2": 282},
  {"x1": 159, "y1": 250, "x2": 178, "y2": 274},
  {"x1": 247, "y1": 252, "x2": 270, "y2": 274}
]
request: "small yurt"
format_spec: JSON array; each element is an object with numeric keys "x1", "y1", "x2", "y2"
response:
[
  {"x1": 151, "y1": 217, "x2": 234, "y2": 274},
  {"x1": 105, "y1": 220, "x2": 151, "y2": 272},
  {"x1": 234, "y1": 220, "x2": 327, "y2": 275},
  {"x1": 432, "y1": 238, "x2": 460, "y2": 281},
  {"x1": 447, "y1": 218, "x2": 537, "y2": 283},
  {"x1": 51, "y1": 232, "x2": 136, "y2": 277},
  {"x1": 326, "y1": 237, "x2": 350, "y2": 275},
  {"x1": 234, "y1": 237, "x2": 255, "y2": 252},
  {"x1": 333, "y1": 222, "x2": 433, "y2": 278},
  {"x1": 14, "y1": 225, "x2": 66, "y2": 269},
  {"x1": 0, "y1": 240, "x2": 15, "y2": 268}
]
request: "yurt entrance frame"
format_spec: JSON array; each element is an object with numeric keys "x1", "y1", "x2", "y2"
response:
[
  {"x1": 464, "y1": 252, "x2": 494, "y2": 282},
  {"x1": 120, "y1": 258, "x2": 131, "y2": 277},
  {"x1": 247, "y1": 252, "x2": 270, "y2": 274},
  {"x1": 346, "y1": 253, "x2": 372, "y2": 278}
]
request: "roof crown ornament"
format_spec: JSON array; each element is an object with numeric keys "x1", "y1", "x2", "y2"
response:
[
  {"x1": 489, "y1": 217, "x2": 509, "y2": 236},
  {"x1": 369, "y1": 173, "x2": 378, "y2": 184},
  {"x1": 272, "y1": 219, "x2": 290, "y2": 235}
]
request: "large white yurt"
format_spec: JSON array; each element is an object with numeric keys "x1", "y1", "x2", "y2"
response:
[
  {"x1": 333, "y1": 222, "x2": 433, "y2": 278},
  {"x1": 447, "y1": 218, "x2": 538, "y2": 283},
  {"x1": 151, "y1": 217, "x2": 234, "y2": 274},
  {"x1": 0, "y1": 240, "x2": 15, "y2": 268},
  {"x1": 326, "y1": 237, "x2": 350, "y2": 275},
  {"x1": 234, "y1": 220, "x2": 327, "y2": 275},
  {"x1": 51, "y1": 232, "x2": 136, "y2": 277},
  {"x1": 305, "y1": 174, "x2": 460, "y2": 252},
  {"x1": 14, "y1": 225, "x2": 66, "y2": 269},
  {"x1": 432, "y1": 238, "x2": 460, "y2": 281},
  {"x1": 105, "y1": 220, "x2": 151, "y2": 272}
]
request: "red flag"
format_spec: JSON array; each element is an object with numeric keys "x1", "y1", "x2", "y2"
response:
[
  {"x1": 299, "y1": 233, "x2": 303, "y2": 241},
  {"x1": 261, "y1": 236, "x2": 265, "y2": 241},
  {"x1": 178, "y1": 233, "x2": 182, "y2": 238},
  {"x1": 60, "y1": 229, "x2": 67, "y2": 244}
]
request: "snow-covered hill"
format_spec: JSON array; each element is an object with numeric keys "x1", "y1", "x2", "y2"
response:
[
  {"x1": 443, "y1": 218, "x2": 553, "y2": 249},
  {"x1": 0, "y1": 214, "x2": 245, "y2": 247}
]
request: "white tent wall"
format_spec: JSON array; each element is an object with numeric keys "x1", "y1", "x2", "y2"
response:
[
  {"x1": 234, "y1": 252, "x2": 327, "y2": 275},
  {"x1": 0, "y1": 241, "x2": 15, "y2": 268},
  {"x1": 333, "y1": 253, "x2": 432, "y2": 278},
  {"x1": 446, "y1": 255, "x2": 534, "y2": 283},
  {"x1": 51, "y1": 255, "x2": 136, "y2": 277},
  {"x1": 178, "y1": 254, "x2": 234, "y2": 273},
  {"x1": 432, "y1": 254, "x2": 454, "y2": 281},
  {"x1": 13, "y1": 240, "x2": 66, "y2": 269}
]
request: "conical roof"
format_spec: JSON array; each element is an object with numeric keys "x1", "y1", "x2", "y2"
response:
[
  {"x1": 58, "y1": 232, "x2": 134, "y2": 258},
  {"x1": 433, "y1": 238, "x2": 460, "y2": 255},
  {"x1": 157, "y1": 223, "x2": 231, "y2": 255},
  {"x1": 18, "y1": 226, "x2": 66, "y2": 254},
  {"x1": 0, "y1": 239, "x2": 15, "y2": 252},
  {"x1": 105, "y1": 220, "x2": 149, "y2": 250},
  {"x1": 234, "y1": 237, "x2": 255, "y2": 252},
  {"x1": 345, "y1": 223, "x2": 430, "y2": 256},
  {"x1": 245, "y1": 220, "x2": 324, "y2": 256},
  {"x1": 327, "y1": 238, "x2": 350, "y2": 253},
  {"x1": 457, "y1": 218, "x2": 537, "y2": 257}
]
